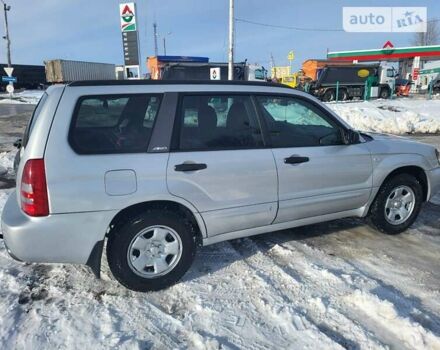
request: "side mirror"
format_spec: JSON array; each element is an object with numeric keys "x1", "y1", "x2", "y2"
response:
[
  {"x1": 342, "y1": 129, "x2": 360, "y2": 145},
  {"x1": 13, "y1": 138, "x2": 22, "y2": 149}
]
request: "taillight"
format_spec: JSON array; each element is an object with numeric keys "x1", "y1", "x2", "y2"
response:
[{"x1": 21, "y1": 159, "x2": 49, "y2": 216}]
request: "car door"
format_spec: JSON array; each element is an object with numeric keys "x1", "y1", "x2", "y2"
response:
[
  {"x1": 255, "y1": 94, "x2": 373, "y2": 224},
  {"x1": 167, "y1": 93, "x2": 278, "y2": 237}
]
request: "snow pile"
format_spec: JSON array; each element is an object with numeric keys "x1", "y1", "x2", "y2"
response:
[
  {"x1": 0, "y1": 189, "x2": 10, "y2": 212},
  {"x1": 0, "y1": 151, "x2": 16, "y2": 184},
  {"x1": 345, "y1": 289, "x2": 440, "y2": 349},
  {"x1": 327, "y1": 99, "x2": 440, "y2": 134},
  {"x1": 0, "y1": 151, "x2": 15, "y2": 172},
  {"x1": 0, "y1": 90, "x2": 44, "y2": 105}
]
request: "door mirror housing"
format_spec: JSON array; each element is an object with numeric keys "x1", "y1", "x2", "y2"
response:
[
  {"x1": 13, "y1": 138, "x2": 22, "y2": 149},
  {"x1": 342, "y1": 129, "x2": 360, "y2": 145}
]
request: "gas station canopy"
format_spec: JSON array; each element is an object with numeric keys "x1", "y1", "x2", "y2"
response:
[{"x1": 327, "y1": 43, "x2": 440, "y2": 62}]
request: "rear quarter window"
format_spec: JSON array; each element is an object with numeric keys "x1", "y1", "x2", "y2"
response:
[
  {"x1": 22, "y1": 92, "x2": 48, "y2": 148},
  {"x1": 69, "y1": 94, "x2": 162, "y2": 154}
]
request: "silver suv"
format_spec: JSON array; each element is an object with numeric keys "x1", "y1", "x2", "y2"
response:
[{"x1": 2, "y1": 81, "x2": 440, "y2": 291}]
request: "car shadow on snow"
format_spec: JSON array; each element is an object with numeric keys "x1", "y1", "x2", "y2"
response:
[{"x1": 185, "y1": 201, "x2": 439, "y2": 284}]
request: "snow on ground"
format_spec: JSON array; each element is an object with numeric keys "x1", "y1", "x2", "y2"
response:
[
  {"x1": 0, "y1": 150, "x2": 15, "y2": 171},
  {"x1": 0, "y1": 90, "x2": 44, "y2": 105},
  {"x1": 0, "y1": 146, "x2": 440, "y2": 348},
  {"x1": 327, "y1": 99, "x2": 440, "y2": 134},
  {"x1": 0, "y1": 151, "x2": 16, "y2": 189}
]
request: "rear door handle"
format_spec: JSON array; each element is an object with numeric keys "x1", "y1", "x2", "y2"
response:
[
  {"x1": 284, "y1": 156, "x2": 309, "y2": 164},
  {"x1": 174, "y1": 163, "x2": 207, "y2": 172}
]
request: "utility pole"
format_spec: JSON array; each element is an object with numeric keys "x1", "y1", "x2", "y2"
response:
[
  {"x1": 270, "y1": 53, "x2": 276, "y2": 80},
  {"x1": 162, "y1": 32, "x2": 171, "y2": 56},
  {"x1": 227, "y1": 0, "x2": 234, "y2": 80},
  {"x1": 163, "y1": 37, "x2": 166, "y2": 56},
  {"x1": 1, "y1": 0, "x2": 11, "y2": 67},
  {"x1": 153, "y1": 22, "x2": 158, "y2": 56}
]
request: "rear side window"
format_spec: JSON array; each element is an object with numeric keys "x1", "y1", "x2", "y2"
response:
[
  {"x1": 177, "y1": 94, "x2": 263, "y2": 151},
  {"x1": 23, "y1": 92, "x2": 48, "y2": 148},
  {"x1": 69, "y1": 94, "x2": 161, "y2": 154}
]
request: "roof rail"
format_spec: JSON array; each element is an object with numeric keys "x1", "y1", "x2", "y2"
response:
[{"x1": 68, "y1": 79, "x2": 292, "y2": 88}]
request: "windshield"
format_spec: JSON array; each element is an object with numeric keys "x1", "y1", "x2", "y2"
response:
[{"x1": 22, "y1": 92, "x2": 48, "y2": 148}]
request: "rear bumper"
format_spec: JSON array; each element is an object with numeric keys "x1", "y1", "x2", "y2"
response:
[
  {"x1": 1, "y1": 190, "x2": 116, "y2": 265},
  {"x1": 428, "y1": 167, "x2": 440, "y2": 200}
]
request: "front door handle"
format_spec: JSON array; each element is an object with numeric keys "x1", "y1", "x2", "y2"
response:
[
  {"x1": 175, "y1": 163, "x2": 207, "y2": 172},
  {"x1": 284, "y1": 156, "x2": 309, "y2": 164}
]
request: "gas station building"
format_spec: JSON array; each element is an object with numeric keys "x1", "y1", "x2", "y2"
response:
[{"x1": 327, "y1": 43, "x2": 440, "y2": 91}]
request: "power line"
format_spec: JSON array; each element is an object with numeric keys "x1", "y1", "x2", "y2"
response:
[
  {"x1": 235, "y1": 17, "x2": 440, "y2": 32},
  {"x1": 235, "y1": 17, "x2": 344, "y2": 32}
]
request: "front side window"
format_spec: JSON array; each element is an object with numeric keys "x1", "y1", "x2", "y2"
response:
[
  {"x1": 386, "y1": 69, "x2": 395, "y2": 78},
  {"x1": 70, "y1": 94, "x2": 161, "y2": 154},
  {"x1": 178, "y1": 95, "x2": 263, "y2": 151},
  {"x1": 257, "y1": 96, "x2": 343, "y2": 148},
  {"x1": 254, "y1": 68, "x2": 266, "y2": 80}
]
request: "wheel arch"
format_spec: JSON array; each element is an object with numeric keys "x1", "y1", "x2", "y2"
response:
[
  {"x1": 86, "y1": 199, "x2": 207, "y2": 278},
  {"x1": 366, "y1": 165, "x2": 429, "y2": 217},
  {"x1": 107, "y1": 200, "x2": 206, "y2": 244}
]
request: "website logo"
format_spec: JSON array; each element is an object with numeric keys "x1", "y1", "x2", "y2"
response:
[{"x1": 343, "y1": 7, "x2": 427, "y2": 32}]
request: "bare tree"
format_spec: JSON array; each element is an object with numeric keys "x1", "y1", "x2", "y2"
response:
[{"x1": 412, "y1": 20, "x2": 440, "y2": 46}]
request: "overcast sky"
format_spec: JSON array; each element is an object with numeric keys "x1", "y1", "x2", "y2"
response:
[{"x1": 2, "y1": 0, "x2": 439, "y2": 72}]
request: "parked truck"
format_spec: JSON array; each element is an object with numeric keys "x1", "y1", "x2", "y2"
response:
[
  {"x1": 0, "y1": 64, "x2": 46, "y2": 90},
  {"x1": 45, "y1": 59, "x2": 116, "y2": 83},
  {"x1": 147, "y1": 56, "x2": 267, "y2": 82},
  {"x1": 301, "y1": 60, "x2": 396, "y2": 101}
]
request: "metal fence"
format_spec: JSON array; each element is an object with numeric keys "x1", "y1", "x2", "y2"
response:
[{"x1": 323, "y1": 80, "x2": 439, "y2": 104}]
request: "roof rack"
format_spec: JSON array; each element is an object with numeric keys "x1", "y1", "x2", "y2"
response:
[{"x1": 68, "y1": 79, "x2": 291, "y2": 88}]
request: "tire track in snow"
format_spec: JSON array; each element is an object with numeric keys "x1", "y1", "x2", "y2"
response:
[
  {"x1": 277, "y1": 223, "x2": 440, "y2": 337},
  {"x1": 262, "y1": 234, "x2": 440, "y2": 349},
  {"x1": 229, "y1": 238, "x2": 383, "y2": 350},
  {"x1": 148, "y1": 243, "x2": 329, "y2": 350}
]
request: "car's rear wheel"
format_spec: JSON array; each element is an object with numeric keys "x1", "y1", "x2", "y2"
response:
[
  {"x1": 368, "y1": 173, "x2": 423, "y2": 234},
  {"x1": 107, "y1": 209, "x2": 196, "y2": 291}
]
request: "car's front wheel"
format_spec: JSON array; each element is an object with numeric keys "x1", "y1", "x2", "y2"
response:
[
  {"x1": 107, "y1": 209, "x2": 196, "y2": 291},
  {"x1": 369, "y1": 173, "x2": 423, "y2": 234}
]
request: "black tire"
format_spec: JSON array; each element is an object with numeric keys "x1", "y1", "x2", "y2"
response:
[
  {"x1": 379, "y1": 87, "x2": 390, "y2": 99},
  {"x1": 339, "y1": 89, "x2": 349, "y2": 101},
  {"x1": 368, "y1": 173, "x2": 423, "y2": 235},
  {"x1": 322, "y1": 89, "x2": 335, "y2": 102},
  {"x1": 107, "y1": 209, "x2": 196, "y2": 292}
]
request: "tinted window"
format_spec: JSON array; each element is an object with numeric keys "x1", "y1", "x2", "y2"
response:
[
  {"x1": 23, "y1": 92, "x2": 48, "y2": 147},
  {"x1": 254, "y1": 69, "x2": 266, "y2": 80},
  {"x1": 386, "y1": 69, "x2": 395, "y2": 78},
  {"x1": 257, "y1": 96, "x2": 343, "y2": 148},
  {"x1": 70, "y1": 94, "x2": 161, "y2": 154},
  {"x1": 178, "y1": 95, "x2": 263, "y2": 151}
]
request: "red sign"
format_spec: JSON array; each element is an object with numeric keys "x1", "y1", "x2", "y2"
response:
[
  {"x1": 412, "y1": 68, "x2": 420, "y2": 80},
  {"x1": 383, "y1": 41, "x2": 394, "y2": 49}
]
